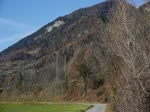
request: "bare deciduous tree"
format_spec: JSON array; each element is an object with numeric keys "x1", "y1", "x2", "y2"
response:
[{"x1": 100, "y1": 0, "x2": 150, "y2": 112}]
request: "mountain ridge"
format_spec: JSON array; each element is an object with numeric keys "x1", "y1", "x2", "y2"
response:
[{"x1": 0, "y1": 0, "x2": 123, "y2": 57}]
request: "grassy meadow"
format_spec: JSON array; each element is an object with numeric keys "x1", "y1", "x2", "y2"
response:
[{"x1": 0, "y1": 103, "x2": 90, "y2": 112}]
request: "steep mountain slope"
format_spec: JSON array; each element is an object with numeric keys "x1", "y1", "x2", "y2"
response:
[
  {"x1": 0, "y1": 0, "x2": 116, "y2": 100},
  {"x1": 0, "y1": 0, "x2": 150, "y2": 112}
]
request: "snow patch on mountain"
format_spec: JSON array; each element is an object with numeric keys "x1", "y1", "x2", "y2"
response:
[{"x1": 46, "y1": 20, "x2": 65, "y2": 32}]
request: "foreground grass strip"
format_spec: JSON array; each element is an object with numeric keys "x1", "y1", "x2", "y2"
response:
[{"x1": 0, "y1": 103, "x2": 90, "y2": 112}]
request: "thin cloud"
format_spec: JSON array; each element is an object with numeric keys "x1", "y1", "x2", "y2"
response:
[
  {"x1": 0, "y1": 18, "x2": 37, "y2": 51},
  {"x1": 0, "y1": 38, "x2": 14, "y2": 43},
  {"x1": 0, "y1": 17, "x2": 34, "y2": 29},
  {"x1": 0, "y1": 30, "x2": 35, "y2": 43},
  {"x1": 0, "y1": 18, "x2": 37, "y2": 43},
  {"x1": 0, "y1": 30, "x2": 35, "y2": 52}
]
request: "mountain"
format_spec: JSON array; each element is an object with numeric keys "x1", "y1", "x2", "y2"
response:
[{"x1": 0, "y1": 0, "x2": 150, "y2": 112}]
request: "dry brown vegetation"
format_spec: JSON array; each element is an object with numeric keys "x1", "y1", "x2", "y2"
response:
[{"x1": 0, "y1": 0, "x2": 150, "y2": 112}]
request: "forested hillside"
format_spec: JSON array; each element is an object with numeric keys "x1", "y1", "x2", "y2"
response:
[{"x1": 0, "y1": 0, "x2": 149, "y2": 111}]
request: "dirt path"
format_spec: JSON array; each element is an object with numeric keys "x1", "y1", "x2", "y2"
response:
[{"x1": 86, "y1": 104, "x2": 106, "y2": 112}]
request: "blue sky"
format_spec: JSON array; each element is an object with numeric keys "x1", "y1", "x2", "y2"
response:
[{"x1": 0, "y1": 0, "x2": 146, "y2": 52}]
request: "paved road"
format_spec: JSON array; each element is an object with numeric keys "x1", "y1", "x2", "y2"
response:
[{"x1": 86, "y1": 104, "x2": 106, "y2": 112}]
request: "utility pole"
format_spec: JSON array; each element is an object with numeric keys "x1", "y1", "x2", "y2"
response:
[
  {"x1": 64, "y1": 53, "x2": 69, "y2": 93},
  {"x1": 8, "y1": 80, "x2": 10, "y2": 87},
  {"x1": 30, "y1": 72, "x2": 33, "y2": 90},
  {"x1": 56, "y1": 52, "x2": 59, "y2": 82},
  {"x1": 22, "y1": 61, "x2": 25, "y2": 90},
  {"x1": 64, "y1": 54, "x2": 67, "y2": 81}
]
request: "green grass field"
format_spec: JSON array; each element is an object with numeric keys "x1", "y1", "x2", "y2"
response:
[{"x1": 0, "y1": 103, "x2": 90, "y2": 112}]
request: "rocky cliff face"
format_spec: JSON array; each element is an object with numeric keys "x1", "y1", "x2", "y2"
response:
[{"x1": 0, "y1": 0, "x2": 150, "y2": 111}]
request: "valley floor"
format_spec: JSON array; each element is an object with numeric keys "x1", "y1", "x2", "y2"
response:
[
  {"x1": 0, "y1": 103, "x2": 90, "y2": 112},
  {"x1": 0, "y1": 102, "x2": 107, "y2": 112}
]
